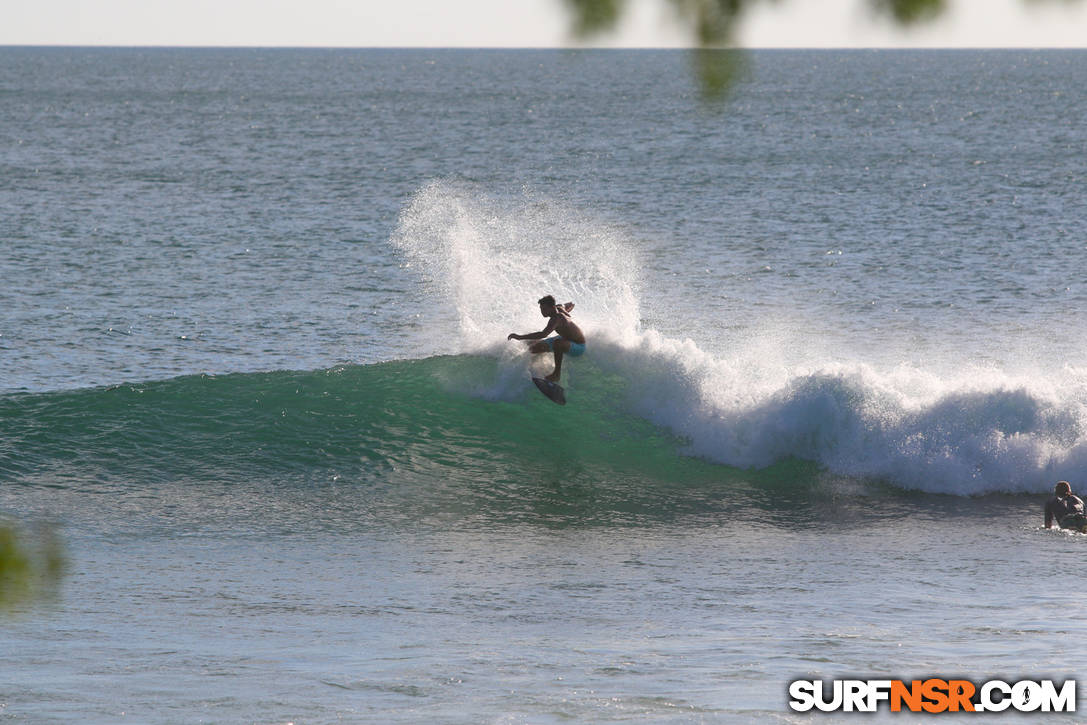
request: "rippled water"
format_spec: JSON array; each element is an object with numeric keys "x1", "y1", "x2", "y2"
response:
[{"x1": 3, "y1": 48, "x2": 1087, "y2": 723}]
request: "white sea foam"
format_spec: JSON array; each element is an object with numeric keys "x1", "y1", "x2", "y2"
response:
[
  {"x1": 393, "y1": 181, "x2": 1087, "y2": 495},
  {"x1": 592, "y1": 331, "x2": 1087, "y2": 495}
]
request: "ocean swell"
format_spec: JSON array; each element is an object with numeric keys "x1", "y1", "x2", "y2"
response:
[
  {"x1": 3, "y1": 350, "x2": 1086, "y2": 496},
  {"x1": 388, "y1": 180, "x2": 1087, "y2": 496}
]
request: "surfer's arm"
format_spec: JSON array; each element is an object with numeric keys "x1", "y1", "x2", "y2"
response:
[
  {"x1": 508, "y1": 318, "x2": 557, "y2": 341},
  {"x1": 562, "y1": 302, "x2": 574, "y2": 312}
]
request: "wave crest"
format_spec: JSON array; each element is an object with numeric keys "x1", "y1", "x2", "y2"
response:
[{"x1": 385, "y1": 181, "x2": 1087, "y2": 496}]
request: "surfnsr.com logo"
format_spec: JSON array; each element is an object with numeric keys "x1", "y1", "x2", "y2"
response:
[{"x1": 788, "y1": 679, "x2": 1076, "y2": 713}]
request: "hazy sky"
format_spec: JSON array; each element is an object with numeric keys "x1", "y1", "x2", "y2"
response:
[{"x1": 3, "y1": 0, "x2": 1086, "y2": 48}]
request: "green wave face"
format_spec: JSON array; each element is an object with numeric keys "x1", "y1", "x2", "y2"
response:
[
  {"x1": 0, "y1": 356, "x2": 728, "y2": 486},
  {"x1": 3, "y1": 356, "x2": 792, "y2": 528},
  {"x1": 11, "y1": 349, "x2": 1054, "y2": 535}
]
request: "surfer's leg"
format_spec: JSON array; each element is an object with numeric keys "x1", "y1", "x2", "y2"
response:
[
  {"x1": 529, "y1": 337, "x2": 556, "y2": 355},
  {"x1": 545, "y1": 338, "x2": 570, "y2": 382}
]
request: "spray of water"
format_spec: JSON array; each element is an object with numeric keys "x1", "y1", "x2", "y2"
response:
[
  {"x1": 391, "y1": 180, "x2": 1087, "y2": 495},
  {"x1": 391, "y1": 180, "x2": 641, "y2": 349}
]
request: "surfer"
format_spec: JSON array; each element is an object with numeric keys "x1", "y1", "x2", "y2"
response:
[
  {"x1": 1044, "y1": 481, "x2": 1087, "y2": 531},
  {"x1": 507, "y1": 295, "x2": 586, "y2": 383}
]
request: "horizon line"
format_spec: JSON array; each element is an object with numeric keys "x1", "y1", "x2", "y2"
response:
[{"x1": 2, "y1": 43, "x2": 1085, "y2": 50}]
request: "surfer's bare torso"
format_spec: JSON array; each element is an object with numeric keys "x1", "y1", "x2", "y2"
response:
[{"x1": 546, "y1": 304, "x2": 585, "y2": 344}]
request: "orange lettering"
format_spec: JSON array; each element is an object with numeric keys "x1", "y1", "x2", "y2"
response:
[
  {"x1": 947, "y1": 680, "x2": 976, "y2": 712},
  {"x1": 891, "y1": 680, "x2": 923, "y2": 712},
  {"x1": 922, "y1": 679, "x2": 949, "y2": 713}
]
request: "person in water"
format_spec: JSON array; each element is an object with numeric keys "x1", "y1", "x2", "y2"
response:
[
  {"x1": 507, "y1": 295, "x2": 586, "y2": 383},
  {"x1": 1044, "y1": 480, "x2": 1087, "y2": 531}
]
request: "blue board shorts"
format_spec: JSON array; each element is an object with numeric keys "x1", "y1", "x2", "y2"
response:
[{"x1": 543, "y1": 336, "x2": 585, "y2": 357}]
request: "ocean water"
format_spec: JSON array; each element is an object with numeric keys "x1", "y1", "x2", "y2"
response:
[{"x1": 2, "y1": 47, "x2": 1087, "y2": 722}]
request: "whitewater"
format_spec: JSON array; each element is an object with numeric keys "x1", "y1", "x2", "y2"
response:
[{"x1": 385, "y1": 180, "x2": 1087, "y2": 496}]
